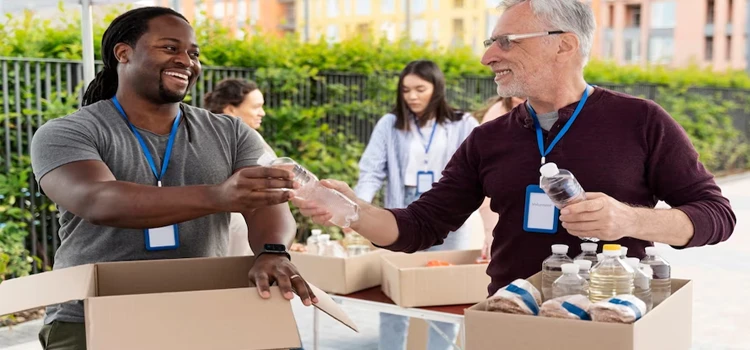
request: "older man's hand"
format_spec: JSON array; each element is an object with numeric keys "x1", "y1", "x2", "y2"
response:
[{"x1": 559, "y1": 192, "x2": 640, "y2": 241}]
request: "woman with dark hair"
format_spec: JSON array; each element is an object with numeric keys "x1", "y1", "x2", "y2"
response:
[
  {"x1": 204, "y1": 78, "x2": 266, "y2": 130},
  {"x1": 353, "y1": 60, "x2": 479, "y2": 350},
  {"x1": 204, "y1": 78, "x2": 273, "y2": 257}
]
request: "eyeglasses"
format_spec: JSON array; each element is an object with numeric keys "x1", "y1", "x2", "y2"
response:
[{"x1": 483, "y1": 30, "x2": 565, "y2": 50}]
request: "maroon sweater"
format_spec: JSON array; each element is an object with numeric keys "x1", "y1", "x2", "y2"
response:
[{"x1": 383, "y1": 87, "x2": 736, "y2": 296}]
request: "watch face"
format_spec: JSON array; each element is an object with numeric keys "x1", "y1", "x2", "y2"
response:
[{"x1": 264, "y1": 244, "x2": 286, "y2": 252}]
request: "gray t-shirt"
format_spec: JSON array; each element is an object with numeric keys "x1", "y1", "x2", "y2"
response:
[
  {"x1": 30, "y1": 100, "x2": 267, "y2": 324},
  {"x1": 537, "y1": 110, "x2": 559, "y2": 131}
]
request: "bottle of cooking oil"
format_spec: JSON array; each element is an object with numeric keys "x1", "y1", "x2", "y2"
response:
[{"x1": 588, "y1": 244, "x2": 634, "y2": 303}]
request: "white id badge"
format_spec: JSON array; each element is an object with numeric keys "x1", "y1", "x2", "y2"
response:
[
  {"x1": 145, "y1": 224, "x2": 179, "y2": 251},
  {"x1": 416, "y1": 171, "x2": 434, "y2": 195},
  {"x1": 523, "y1": 185, "x2": 559, "y2": 234}
]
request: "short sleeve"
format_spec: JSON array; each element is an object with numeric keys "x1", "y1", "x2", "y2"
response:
[{"x1": 30, "y1": 118, "x2": 102, "y2": 183}]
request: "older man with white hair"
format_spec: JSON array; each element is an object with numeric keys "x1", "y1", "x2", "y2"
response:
[{"x1": 294, "y1": 0, "x2": 735, "y2": 335}]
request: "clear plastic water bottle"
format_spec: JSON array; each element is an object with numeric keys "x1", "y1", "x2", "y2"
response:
[
  {"x1": 552, "y1": 263, "x2": 590, "y2": 299},
  {"x1": 589, "y1": 244, "x2": 634, "y2": 303},
  {"x1": 258, "y1": 153, "x2": 360, "y2": 228},
  {"x1": 620, "y1": 246, "x2": 629, "y2": 259},
  {"x1": 640, "y1": 246, "x2": 672, "y2": 307},
  {"x1": 573, "y1": 259, "x2": 592, "y2": 281},
  {"x1": 539, "y1": 162, "x2": 597, "y2": 242},
  {"x1": 574, "y1": 243, "x2": 598, "y2": 264},
  {"x1": 625, "y1": 258, "x2": 653, "y2": 312},
  {"x1": 306, "y1": 229, "x2": 322, "y2": 255},
  {"x1": 541, "y1": 244, "x2": 573, "y2": 301}
]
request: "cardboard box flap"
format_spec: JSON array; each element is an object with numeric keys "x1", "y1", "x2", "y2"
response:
[
  {"x1": 308, "y1": 283, "x2": 359, "y2": 332},
  {"x1": 95, "y1": 256, "x2": 252, "y2": 296},
  {"x1": 0, "y1": 264, "x2": 96, "y2": 317}
]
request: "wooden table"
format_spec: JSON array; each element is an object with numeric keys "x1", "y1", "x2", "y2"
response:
[{"x1": 313, "y1": 287, "x2": 473, "y2": 350}]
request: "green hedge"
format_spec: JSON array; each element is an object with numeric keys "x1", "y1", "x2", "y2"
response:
[{"x1": 0, "y1": 4, "x2": 749, "y2": 282}]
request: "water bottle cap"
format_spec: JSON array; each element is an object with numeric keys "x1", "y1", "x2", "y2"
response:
[
  {"x1": 645, "y1": 246, "x2": 658, "y2": 256},
  {"x1": 596, "y1": 253, "x2": 605, "y2": 261},
  {"x1": 602, "y1": 244, "x2": 621, "y2": 252},
  {"x1": 561, "y1": 263, "x2": 579, "y2": 274},
  {"x1": 257, "y1": 152, "x2": 276, "y2": 166},
  {"x1": 625, "y1": 257, "x2": 640, "y2": 268},
  {"x1": 311, "y1": 229, "x2": 322, "y2": 236},
  {"x1": 580, "y1": 242, "x2": 597, "y2": 252},
  {"x1": 603, "y1": 250, "x2": 620, "y2": 257},
  {"x1": 574, "y1": 259, "x2": 592, "y2": 270},
  {"x1": 620, "y1": 247, "x2": 629, "y2": 256},
  {"x1": 551, "y1": 244, "x2": 569, "y2": 254},
  {"x1": 539, "y1": 162, "x2": 560, "y2": 177}
]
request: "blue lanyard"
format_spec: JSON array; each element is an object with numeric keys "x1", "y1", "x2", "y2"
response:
[
  {"x1": 111, "y1": 96, "x2": 181, "y2": 187},
  {"x1": 414, "y1": 117, "x2": 438, "y2": 154},
  {"x1": 528, "y1": 85, "x2": 591, "y2": 164}
]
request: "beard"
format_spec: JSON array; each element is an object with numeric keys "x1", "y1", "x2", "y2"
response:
[
  {"x1": 158, "y1": 78, "x2": 189, "y2": 103},
  {"x1": 496, "y1": 78, "x2": 526, "y2": 98}
]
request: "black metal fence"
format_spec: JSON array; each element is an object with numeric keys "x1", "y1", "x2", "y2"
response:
[{"x1": 1, "y1": 56, "x2": 749, "y2": 271}]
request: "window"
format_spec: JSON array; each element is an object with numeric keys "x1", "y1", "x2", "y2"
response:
[
  {"x1": 705, "y1": 36, "x2": 714, "y2": 60},
  {"x1": 626, "y1": 5, "x2": 641, "y2": 27},
  {"x1": 411, "y1": 19, "x2": 428, "y2": 43},
  {"x1": 487, "y1": 0, "x2": 498, "y2": 6},
  {"x1": 250, "y1": 0, "x2": 260, "y2": 25},
  {"x1": 326, "y1": 24, "x2": 340, "y2": 41},
  {"x1": 608, "y1": 4, "x2": 614, "y2": 28},
  {"x1": 726, "y1": 35, "x2": 732, "y2": 60},
  {"x1": 344, "y1": 0, "x2": 351, "y2": 15},
  {"x1": 434, "y1": 0, "x2": 440, "y2": 11},
  {"x1": 648, "y1": 36, "x2": 674, "y2": 63},
  {"x1": 381, "y1": 0, "x2": 395, "y2": 14},
  {"x1": 452, "y1": 18, "x2": 465, "y2": 47},
  {"x1": 381, "y1": 22, "x2": 396, "y2": 41},
  {"x1": 357, "y1": 23, "x2": 372, "y2": 39},
  {"x1": 355, "y1": 0, "x2": 371, "y2": 15},
  {"x1": 327, "y1": 0, "x2": 339, "y2": 18},
  {"x1": 433, "y1": 19, "x2": 440, "y2": 42},
  {"x1": 412, "y1": 0, "x2": 427, "y2": 15},
  {"x1": 213, "y1": 1, "x2": 225, "y2": 19},
  {"x1": 707, "y1": 0, "x2": 715, "y2": 24},
  {"x1": 650, "y1": 1, "x2": 676, "y2": 29},
  {"x1": 454, "y1": 0, "x2": 465, "y2": 8},
  {"x1": 624, "y1": 38, "x2": 640, "y2": 62}
]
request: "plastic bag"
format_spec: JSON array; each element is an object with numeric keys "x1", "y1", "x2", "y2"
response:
[
  {"x1": 590, "y1": 295, "x2": 647, "y2": 323},
  {"x1": 486, "y1": 279, "x2": 542, "y2": 315},
  {"x1": 540, "y1": 294, "x2": 592, "y2": 320}
]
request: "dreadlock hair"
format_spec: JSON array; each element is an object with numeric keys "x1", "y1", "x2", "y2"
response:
[{"x1": 81, "y1": 7, "x2": 189, "y2": 106}]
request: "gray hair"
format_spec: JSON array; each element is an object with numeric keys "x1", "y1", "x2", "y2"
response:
[{"x1": 500, "y1": 0, "x2": 596, "y2": 65}]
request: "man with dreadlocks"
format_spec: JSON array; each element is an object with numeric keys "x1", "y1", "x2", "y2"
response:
[{"x1": 30, "y1": 7, "x2": 315, "y2": 348}]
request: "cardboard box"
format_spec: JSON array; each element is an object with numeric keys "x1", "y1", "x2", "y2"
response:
[
  {"x1": 0, "y1": 256, "x2": 358, "y2": 350},
  {"x1": 380, "y1": 250, "x2": 491, "y2": 307},
  {"x1": 290, "y1": 249, "x2": 385, "y2": 295},
  {"x1": 465, "y1": 272, "x2": 693, "y2": 350}
]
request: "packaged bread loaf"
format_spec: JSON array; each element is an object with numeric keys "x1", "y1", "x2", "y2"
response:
[
  {"x1": 590, "y1": 295, "x2": 647, "y2": 323},
  {"x1": 486, "y1": 279, "x2": 542, "y2": 315},
  {"x1": 540, "y1": 294, "x2": 592, "y2": 320}
]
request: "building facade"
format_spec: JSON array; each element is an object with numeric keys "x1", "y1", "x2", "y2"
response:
[{"x1": 591, "y1": 0, "x2": 748, "y2": 71}]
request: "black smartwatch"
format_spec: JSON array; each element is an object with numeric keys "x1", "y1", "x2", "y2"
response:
[{"x1": 256, "y1": 243, "x2": 291, "y2": 261}]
